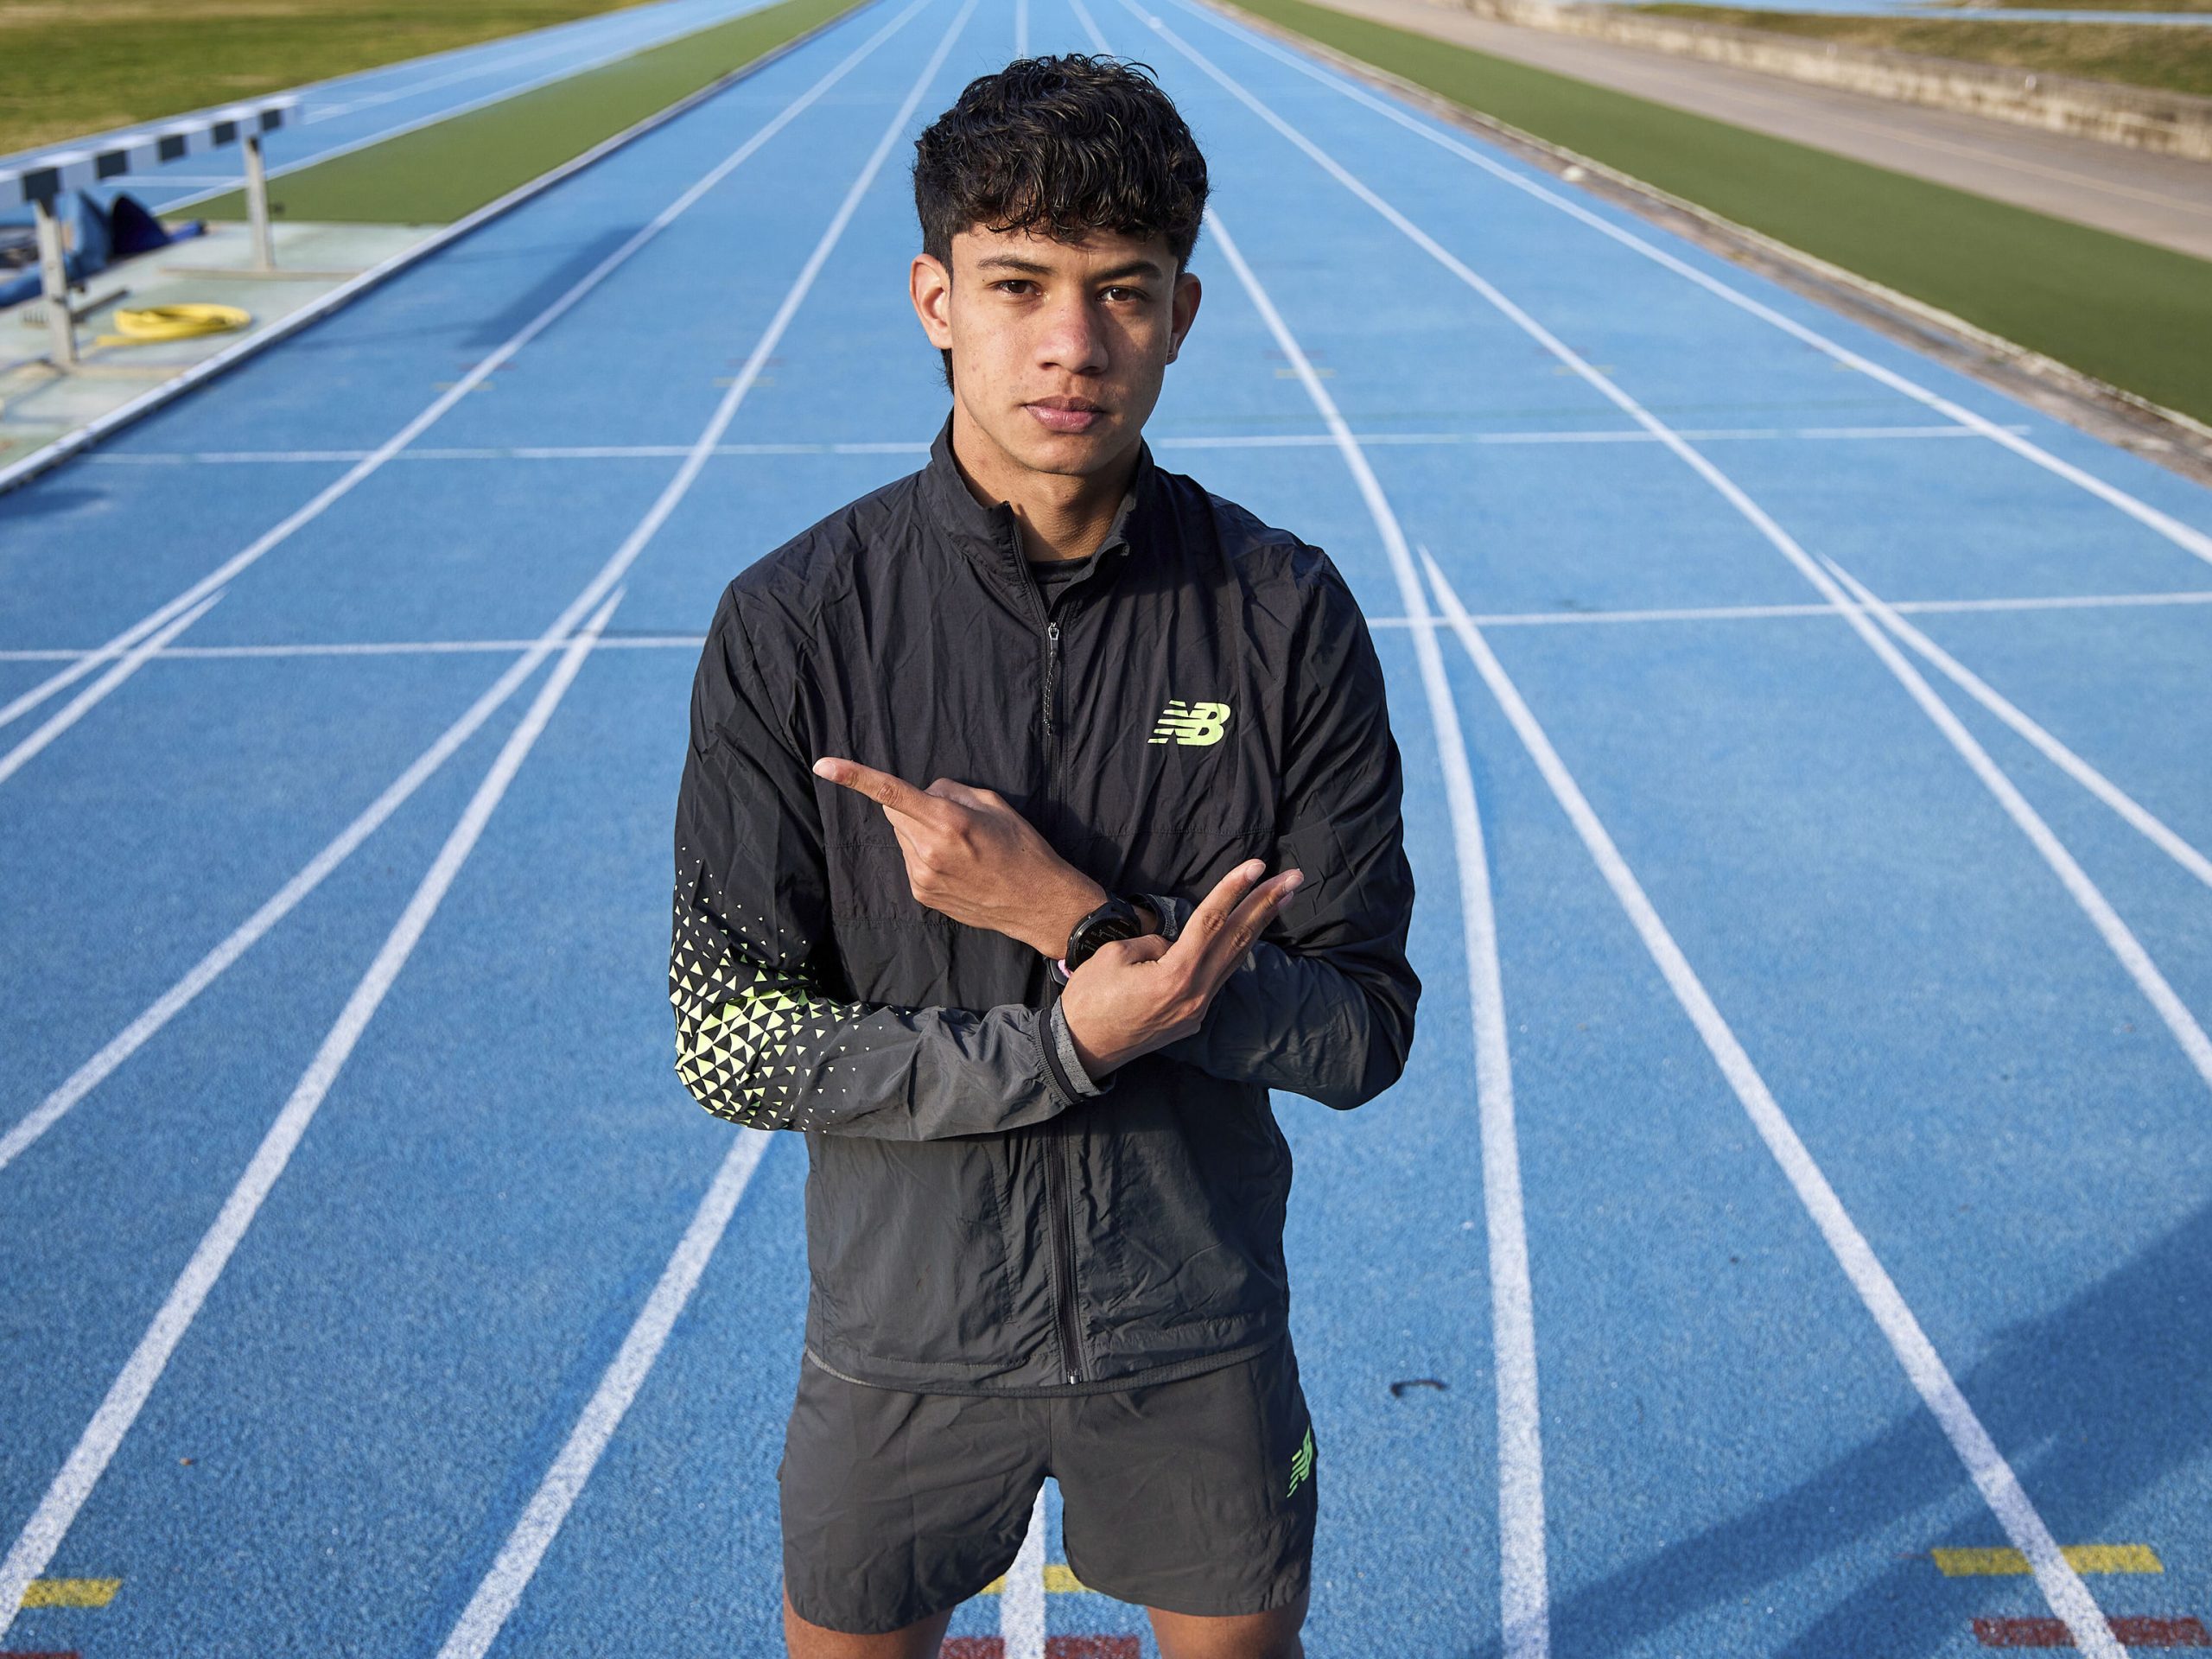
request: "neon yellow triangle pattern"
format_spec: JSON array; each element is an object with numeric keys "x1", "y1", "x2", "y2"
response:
[{"x1": 670, "y1": 853, "x2": 864, "y2": 1133}]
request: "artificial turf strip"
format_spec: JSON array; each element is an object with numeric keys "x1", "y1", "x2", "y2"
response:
[
  {"x1": 0, "y1": 0, "x2": 666, "y2": 158},
  {"x1": 195, "y1": 0, "x2": 867, "y2": 227},
  {"x1": 1215, "y1": 0, "x2": 2212, "y2": 428}
]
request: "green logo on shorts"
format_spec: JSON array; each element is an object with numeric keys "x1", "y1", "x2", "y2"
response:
[{"x1": 1286, "y1": 1424, "x2": 1315, "y2": 1498}]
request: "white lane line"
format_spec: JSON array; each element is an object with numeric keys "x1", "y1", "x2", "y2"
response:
[
  {"x1": 1070, "y1": 0, "x2": 1558, "y2": 1612},
  {"x1": 304, "y1": 29, "x2": 622, "y2": 121},
  {"x1": 1204, "y1": 213, "x2": 1553, "y2": 1659},
  {"x1": 0, "y1": 588, "x2": 625, "y2": 1642},
  {"x1": 0, "y1": 637, "x2": 712, "y2": 663},
  {"x1": 161, "y1": 0, "x2": 806, "y2": 211},
  {"x1": 303, "y1": 3, "x2": 687, "y2": 122},
  {"x1": 78, "y1": 424, "x2": 2019, "y2": 464},
  {"x1": 1003, "y1": 1485, "x2": 1049, "y2": 1659},
  {"x1": 0, "y1": 594, "x2": 219, "y2": 788},
  {"x1": 2, "y1": 629, "x2": 580, "y2": 1177},
  {"x1": 1417, "y1": 549, "x2": 2126, "y2": 1658},
  {"x1": 414, "y1": 8, "x2": 987, "y2": 1647},
  {"x1": 1825, "y1": 559, "x2": 2212, "y2": 893},
  {"x1": 1140, "y1": 11, "x2": 2123, "y2": 1649},
  {"x1": 1157, "y1": 425, "x2": 2006, "y2": 448},
  {"x1": 1377, "y1": 590, "x2": 2212, "y2": 628},
  {"x1": 293, "y1": 0, "x2": 725, "y2": 114},
  {"x1": 6, "y1": 587, "x2": 2211, "y2": 666},
  {"x1": 1136, "y1": 5, "x2": 1538, "y2": 1650},
  {"x1": 1171, "y1": 0, "x2": 2212, "y2": 570},
  {"x1": 0, "y1": 0, "x2": 927, "y2": 744},
  {"x1": 1201, "y1": 200, "x2": 1556, "y2": 1659},
  {"x1": 1135, "y1": 1, "x2": 2212, "y2": 1099},
  {"x1": 435, "y1": 1128, "x2": 774, "y2": 1659},
  {"x1": 1367, "y1": 590, "x2": 2212, "y2": 628},
  {"x1": 3, "y1": 588, "x2": 2206, "y2": 667},
  {"x1": 0, "y1": 0, "x2": 950, "y2": 1180}
]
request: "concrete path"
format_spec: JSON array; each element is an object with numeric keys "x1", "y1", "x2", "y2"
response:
[
  {"x1": 0, "y1": 219, "x2": 441, "y2": 475},
  {"x1": 1285, "y1": 0, "x2": 2212, "y2": 258}
]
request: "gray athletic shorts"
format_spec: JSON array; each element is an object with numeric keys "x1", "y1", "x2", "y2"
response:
[{"x1": 777, "y1": 1332, "x2": 1318, "y2": 1635}]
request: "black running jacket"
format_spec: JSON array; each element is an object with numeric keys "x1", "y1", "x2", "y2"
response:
[{"x1": 670, "y1": 410, "x2": 1420, "y2": 1395}]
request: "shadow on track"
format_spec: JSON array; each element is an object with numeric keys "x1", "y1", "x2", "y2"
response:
[{"x1": 1465, "y1": 1198, "x2": 2212, "y2": 1657}]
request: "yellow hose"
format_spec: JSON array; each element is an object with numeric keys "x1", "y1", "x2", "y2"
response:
[{"x1": 96, "y1": 303, "x2": 252, "y2": 346}]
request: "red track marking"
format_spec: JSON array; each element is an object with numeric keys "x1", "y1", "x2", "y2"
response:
[
  {"x1": 1974, "y1": 1617, "x2": 2211, "y2": 1648},
  {"x1": 941, "y1": 1640, "x2": 1139, "y2": 1659}
]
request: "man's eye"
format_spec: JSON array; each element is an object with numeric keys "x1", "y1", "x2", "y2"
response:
[
  {"x1": 1103, "y1": 286, "x2": 1147, "y2": 302},
  {"x1": 995, "y1": 279, "x2": 1036, "y2": 296}
]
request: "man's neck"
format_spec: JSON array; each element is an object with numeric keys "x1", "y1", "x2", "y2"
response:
[{"x1": 948, "y1": 400, "x2": 1139, "y2": 563}]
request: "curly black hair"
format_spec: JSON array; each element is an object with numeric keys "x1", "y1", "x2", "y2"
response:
[{"x1": 912, "y1": 54, "x2": 1210, "y2": 390}]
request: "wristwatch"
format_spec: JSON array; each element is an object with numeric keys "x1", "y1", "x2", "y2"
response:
[{"x1": 1063, "y1": 894, "x2": 1147, "y2": 973}]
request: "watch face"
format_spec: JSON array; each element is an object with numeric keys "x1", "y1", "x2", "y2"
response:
[{"x1": 1071, "y1": 899, "x2": 1142, "y2": 966}]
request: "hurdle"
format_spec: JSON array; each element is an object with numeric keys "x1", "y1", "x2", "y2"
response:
[{"x1": 0, "y1": 92, "x2": 298, "y2": 369}]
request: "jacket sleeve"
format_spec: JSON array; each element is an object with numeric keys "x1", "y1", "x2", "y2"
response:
[
  {"x1": 1147, "y1": 555, "x2": 1421, "y2": 1110},
  {"x1": 670, "y1": 582, "x2": 1106, "y2": 1139}
]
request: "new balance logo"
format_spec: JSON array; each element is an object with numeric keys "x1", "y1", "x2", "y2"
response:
[
  {"x1": 1149, "y1": 698, "x2": 1231, "y2": 747},
  {"x1": 1286, "y1": 1424, "x2": 1315, "y2": 1498}
]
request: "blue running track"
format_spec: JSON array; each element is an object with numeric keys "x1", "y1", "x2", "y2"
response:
[
  {"x1": 0, "y1": 0, "x2": 783, "y2": 214},
  {"x1": 3, "y1": 0, "x2": 2209, "y2": 1651}
]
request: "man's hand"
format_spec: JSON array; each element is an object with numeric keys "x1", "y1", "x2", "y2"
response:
[
  {"x1": 812, "y1": 756, "x2": 1106, "y2": 957},
  {"x1": 1058, "y1": 858, "x2": 1303, "y2": 1078}
]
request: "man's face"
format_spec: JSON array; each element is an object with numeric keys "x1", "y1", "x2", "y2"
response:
[{"x1": 910, "y1": 222, "x2": 1202, "y2": 482}]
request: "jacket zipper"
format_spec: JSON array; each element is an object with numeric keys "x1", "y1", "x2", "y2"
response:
[
  {"x1": 1046, "y1": 1125, "x2": 1084, "y2": 1383},
  {"x1": 1043, "y1": 618, "x2": 1059, "y2": 740},
  {"x1": 1026, "y1": 573, "x2": 1086, "y2": 1384}
]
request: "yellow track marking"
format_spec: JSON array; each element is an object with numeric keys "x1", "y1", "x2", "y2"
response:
[
  {"x1": 1933, "y1": 1545, "x2": 2162, "y2": 1577},
  {"x1": 979, "y1": 1565, "x2": 1091, "y2": 1595},
  {"x1": 21, "y1": 1577, "x2": 122, "y2": 1607}
]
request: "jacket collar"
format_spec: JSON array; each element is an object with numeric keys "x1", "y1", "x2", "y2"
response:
[{"x1": 920, "y1": 407, "x2": 1159, "y2": 593}]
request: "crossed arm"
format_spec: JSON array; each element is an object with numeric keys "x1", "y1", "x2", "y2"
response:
[{"x1": 670, "y1": 572, "x2": 1419, "y2": 1137}]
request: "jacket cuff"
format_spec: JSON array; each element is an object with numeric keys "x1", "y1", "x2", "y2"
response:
[
  {"x1": 1135, "y1": 892, "x2": 1186, "y2": 942},
  {"x1": 1039, "y1": 995, "x2": 1112, "y2": 1104}
]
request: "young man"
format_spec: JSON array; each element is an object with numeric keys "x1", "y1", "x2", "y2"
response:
[{"x1": 670, "y1": 54, "x2": 1420, "y2": 1659}]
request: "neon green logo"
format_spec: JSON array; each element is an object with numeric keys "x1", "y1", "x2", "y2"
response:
[
  {"x1": 1286, "y1": 1424, "x2": 1315, "y2": 1497},
  {"x1": 1150, "y1": 698, "x2": 1231, "y2": 747}
]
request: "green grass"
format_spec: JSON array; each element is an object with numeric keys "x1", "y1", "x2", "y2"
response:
[
  {"x1": 1220, "y1": 0, "x2": 2212, "y2": 424},
  {"x1": 194, "y1": 0, "x2": 863, "y2": 224},
  {"x1": 0, "y1": 0, "x2": 672, "y2": 158},
  {"x1": 1936, "y1": 0, "x2": 2212, "y2": 13},
  {"x1": 1635, "y1": 5, "x2": 2212, "y2": 98}
]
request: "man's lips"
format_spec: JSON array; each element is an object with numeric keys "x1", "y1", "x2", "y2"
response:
[{"x1": 1027, "y1": 398, "x2": 1107, "y2": 434}]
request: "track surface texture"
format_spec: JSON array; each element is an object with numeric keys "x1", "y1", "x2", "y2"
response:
[{"x1": 3, "y1": 0, "x2": 2209, "y2": 1653}]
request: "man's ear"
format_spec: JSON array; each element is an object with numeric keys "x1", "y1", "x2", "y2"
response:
[
  {"x1": 911, "y1": 252, "x2": 954, "y2": 349},
  {"x1": 1165, "y1": 270, "x2": 1202, "y2": 365}
]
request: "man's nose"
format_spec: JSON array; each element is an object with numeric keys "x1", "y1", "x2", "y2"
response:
[{"x1": 1037, "y1": 296, "x2": 1109, "y2": 374}]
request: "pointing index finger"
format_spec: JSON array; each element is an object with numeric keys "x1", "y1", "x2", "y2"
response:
[{"x1": 812, "y1": 756, "x2": 944, "y2": 824}]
